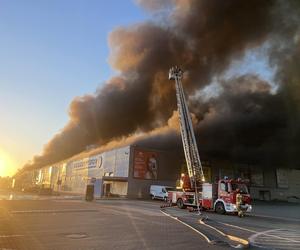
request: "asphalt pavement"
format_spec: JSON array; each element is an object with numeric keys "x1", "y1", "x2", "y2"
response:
[
  {"x1": 251, "y1": 200, "x2": 300, "y2": 220},
  {"x1": 0, "y1": 191, "x2": 299, "y2": 250},
  {"x1": 163, "y1": 201, "x2": 300, "y2": 250},
  {"x1": 0, "y1": 196, "x2": 224, "y2": 250}
]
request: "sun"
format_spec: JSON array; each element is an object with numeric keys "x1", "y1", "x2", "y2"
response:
[{"x1": 0, "y1": 150, "x2": 15, "y2": 177}]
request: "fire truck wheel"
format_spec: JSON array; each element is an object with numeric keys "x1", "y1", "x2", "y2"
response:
[
  {"x1": 215, "y1": 202, "x2": 225, "y2": 214},
  {"x1": 177, "y1": 198, "x2": 186, "y2": 209}
]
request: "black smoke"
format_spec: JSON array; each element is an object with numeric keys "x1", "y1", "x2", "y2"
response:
[{"x1": 23, "y1": 0, "x2": 300, "y2": 171}]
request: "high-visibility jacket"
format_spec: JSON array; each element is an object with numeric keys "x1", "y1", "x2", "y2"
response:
[{"x1": 236, "y1": 193, "x2": 243, "y2": 206}]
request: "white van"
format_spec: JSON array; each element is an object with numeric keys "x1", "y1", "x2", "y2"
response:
[{"x1": 150, "y1": 185, "x2": 175, "y2": 201}]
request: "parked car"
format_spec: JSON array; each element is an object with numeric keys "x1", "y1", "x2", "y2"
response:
[{"x1": 150, "y1": 185, "x2": 175, "y2": 201}]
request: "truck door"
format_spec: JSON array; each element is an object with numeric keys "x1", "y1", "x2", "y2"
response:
[{"x1": 219, "y1": 181, "x2": 230, "y2": 202}]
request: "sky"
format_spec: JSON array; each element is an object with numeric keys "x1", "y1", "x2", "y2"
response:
[
  {"x1": 0, "y1": 0, "x2": 275, "y2": 177},
  {"x1": 0, "y1": 0, "x2": 147, "y2": 176}
]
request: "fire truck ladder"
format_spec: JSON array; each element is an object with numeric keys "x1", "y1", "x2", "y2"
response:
[{"x1": 169, "y1": 66, "x2": 205, "y2": 211}]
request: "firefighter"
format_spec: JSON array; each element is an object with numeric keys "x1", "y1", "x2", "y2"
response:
[{"x1": 236, "y1": 189, "x2": 244, "y2": 217}]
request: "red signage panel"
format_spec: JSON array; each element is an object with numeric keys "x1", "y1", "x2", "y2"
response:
[{"x1": 133, "y1": 149, "x2": 158, "y2": 179}]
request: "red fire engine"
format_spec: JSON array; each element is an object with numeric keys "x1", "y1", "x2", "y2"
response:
[
  {"x1": 168, "y1": 175, "x2": 252, "y2": 214},
  {"x1": 168, "y1": 67, "x2": 252, "y2": 215}
]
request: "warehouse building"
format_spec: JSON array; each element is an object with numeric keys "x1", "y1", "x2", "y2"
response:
[
  {"x1": 15, "y1": 145, "x2": 300, "y2": 202},
  {"x1": 20, "y1": 145, "x2": 181, "y2": 199}
]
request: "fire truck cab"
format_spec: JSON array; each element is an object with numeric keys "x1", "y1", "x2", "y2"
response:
[
  {"x1": 168, "y1": 178, "x2": 252, "y2": 215},
  {"x1": 210, "y1": 178, "x2": 252, "y2": 214}
]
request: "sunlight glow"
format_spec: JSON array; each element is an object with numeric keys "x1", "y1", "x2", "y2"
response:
[{"x1": 0, "y1": 149, "x2": 16, "y2": 177}]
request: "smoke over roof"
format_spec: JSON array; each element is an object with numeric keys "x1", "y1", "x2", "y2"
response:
[{"x1": 23, "y1": 0, "x2": 300, "y2": 171}]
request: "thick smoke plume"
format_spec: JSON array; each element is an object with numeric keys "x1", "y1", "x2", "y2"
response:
[{"x1": 23, "y1": 0, "x2": 300, "y2": 171}]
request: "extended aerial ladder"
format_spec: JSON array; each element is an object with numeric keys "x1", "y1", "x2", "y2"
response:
[{"x1": 169, "y1": 66, "x2": 205, "y2": 211}]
